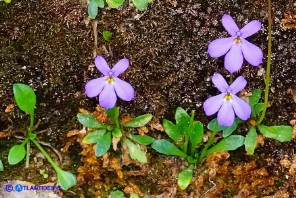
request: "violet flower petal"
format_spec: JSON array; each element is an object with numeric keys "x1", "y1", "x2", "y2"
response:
[
  {"x1": 99, "y1": 84, "x2": 117, "y2": 109},
  {"x1": 95, "y1": 56, "x2": 111, "y2": 76},
  {"x1": 217, "y1": 101, "x2": 235, "y2": 126},
  {"x1": 224, "y1": 44, "x2": 243, "y2": 73},
  {"x1": 232, "y1": 95, "x2": 251, "y2": 120},
  {"x1": 222, "y1": 14, "x2": 240, "y2": 36},
  {"x1": 240, "y1": 20, "x2": 262, "y2": 39},
  {"x1": 203, "y1": 93, "x2": 224, "y2": 116},
  {"x1": 112, "y1": 58, "x2": 129, "y2": 77},
  {"x1": 85, "y1": 77, "x2": 107, "y2": 98},
  {"x1": 241, "y1": 39, "x2": 263, "y2": 66},
  {"x1": 208, "y1": 37, "x2": 234, "y2": 58},
  {"x1": 113, "y1": 77, "x2": 135, "y2": 101},
  {"x1": 229, "y1": 76, "x2": 247, "y2": 94},
  {"x1": 212, "y1": 73, "x2": 229, "y2": 93}
]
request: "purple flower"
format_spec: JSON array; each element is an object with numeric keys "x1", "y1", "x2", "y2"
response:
[
  {"x1": 208, "y1": 14, "x2": 263, "y2": 74},
  {"x1": 85, "y1": 56, "x2": 135, "y2": 109},
  {"x1": 203, "y1": 73, "x2": 251, "y2": 126}
]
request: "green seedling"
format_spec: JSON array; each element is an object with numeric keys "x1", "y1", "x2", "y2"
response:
[
  {"x1": 151, "y1": 107, "x2": 245, "y2": 190},
  {"x1": 78, "y1": 106, "x2": 153, "y2": 163},
  {"x1": 39, "y1": 169, "x2": 49, "y2": 179},
  {"x1": 109, "y1": 190, "x2": 149, "y2": 198},
  {"x1": 0, "y1": 0, "x2": 11, "y2": 3},
  {"x1": 87, "y1": 0, "x2": 152, "y2": 19},
  {"x1": 102, "y1": 30, "x2": 112, "y2": 41},
  {"x1": 0, "y1": 160, "x2": 3, "y2": 171},
  {"x1": 8, "y1": 83, "x2": 76, "y2": 190}
]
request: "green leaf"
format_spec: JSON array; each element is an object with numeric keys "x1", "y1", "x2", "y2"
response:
[
  {"x1": 130, "y1": 194, "x2": 139, "y2": 198},
  {"x1": 8, "y1": 144, "x2": 26, "y2": 165},
  {"x1": 77, "y1": 113, "x2": 106, "y2": 129},
  {"x1": 175, "y1": 107, "x2": 190, "y2": 133},
  {"x1": 95, "y1": 131, "x2": 111, "y2": 157},
  {"x1": 129, "y1": 135, "x2": 155, "y2": 145},
  {"x1": 131, "y1": 0, "x2": 149, "y2": 11},
  {"x1": 124, "y1": 139, "x2": 147, "y2": 163},
  {"x1": 110, "y1": 190, "x2": 124, "y2": 198},
  {"x1": 258, "y1": 125, "x2": 293, "y2": 142},
  {"x1": 13, "y1": 83, "x2": 36, "y2": 115},
  {"x1": 87, "y1": 0, "x2": 99, "y2": 19},
  {"x1": 177, "y1": 164, "x2": 194, "y2": 190},
  {"x1": 144, "y1": 195, "x2": 150, "y2": 198},
  {"x1": 102, "y1": 31, "x2": 112, "y2": 41},
  {"x1": 97, "y1": 0, "x2": 105, "y2": 8},
  {"x1": 82, "y1": 129, "x2": 106, "y2": 144},
  {"x1": 112, "y1": 128, "x2": 122, "y2": 138},
  {"x1": 106, "y1": 0, "x2": 125, "y2": 8},
  {"x1": 151, "y1": 139, "x2": 187, "y2": 158},
  {"x1": 206, "y1": 135, "x2": 245, "y2": 156},
  {"x1": 106, "y1": 106, "x2": 119, "y2": 124},
  {"x1": 249, "y1": 89, "x2": 262, "y2": 107},
  {"x1": 55, "y1": 168, "x2": 77, "y2": 190},
  {"x1": 189, "y1": 121, "x2": 203, "y2": 149},
  {"x1": 207, "y1": 118, "x2": 226, "y2": 132},
  {"x1": 252, "y1": 103, "x2": 264, "y2": 117},
  {"x1": 163, "y1": 119, "x2": 182, "y2": 143},
  {"x1": 222, "y1": 119, "x2": 240, "y2": 137},
  {"x1": 0, "y1": 160, "x2": 3, "y2": 171},
  {"x1": 244, "y1": 127, "x2": 257, "y2": 155},
  {"x1": 123, "y1": 114, "x2": 152, "y2": 128}
]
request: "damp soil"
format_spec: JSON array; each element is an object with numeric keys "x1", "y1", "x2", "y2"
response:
[{"x1": 0, "y1": 0, "x2": 296, "y2": 197}]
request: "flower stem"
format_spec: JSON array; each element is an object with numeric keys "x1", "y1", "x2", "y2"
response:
[
  {"x1": 198, "y1": 121, "x2": 219, "y2": 162},
  {"x1": 257, "y1": 0, "x2": 272, "y2": 125},
  {"x1": 229, "y1": 74, "x2": 233, "y2": 84}
]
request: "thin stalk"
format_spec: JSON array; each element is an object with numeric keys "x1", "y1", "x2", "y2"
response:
[
  {"x1": 31, "y1": 139, "x2": 60, "y2": 171},
  {"x1": 257, "y1": 0, "x2": 272, "y2": 125},
  {"x1": 198, "y1": 122, "x2": 219, "y2": 162},
  {"x1": 25, "y1": 142, "x2": 30, "y2": 168},
  {"x1": 229, "y1": 74, "x2": 233, "y2": 84},
  {"x1": 25, "y1": 112, "x2": 35, "y2": 168}
]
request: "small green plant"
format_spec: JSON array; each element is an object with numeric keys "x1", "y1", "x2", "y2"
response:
[
  {"x1": 151, "y1": 107, "x2": 245, "y2": 190},
  {"x1": 0, "y1": 0, "x2": 11, "y2": 3},
  {"x1": 102, "y1": 30, "x2": 112, "y2": 41},
  {"x1": 8, "y1": 83, "x2": 76, "y2": 190},
  {"x1": 87, "y1": 0, "x2": 152, "y2": 19},
  {"x1": 0, "y1": 160, "x2": 3, "y2": 171},
  {"x1": 39, "y1": 169, "x2": 49, "y2": 179},
  {"x1": 78, "y1": 107, "x2": 153, "y2": 163},
  {"x1": 109, "y1": 190, "x2": 149, "y2": 198}
]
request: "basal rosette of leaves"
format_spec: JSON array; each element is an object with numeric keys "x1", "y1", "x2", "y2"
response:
[{"x1": 78, "y1": 107, "x2": 153, "y2": 164}]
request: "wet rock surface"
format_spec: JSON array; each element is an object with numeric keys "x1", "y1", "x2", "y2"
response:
[{"x1": 0, "y1": 0, "x2": 296, "y2": 197}]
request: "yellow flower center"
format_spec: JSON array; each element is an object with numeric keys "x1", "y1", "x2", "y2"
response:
[
  {"x1": 234, "y1": 37, "x2": 242, "y2": 43},
  {"x1": 224, "y1": 93, "x2": 232, "y2": 101},
  {"x1": 106, "y1": 77, "x2": 114, "y2": 83}
]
